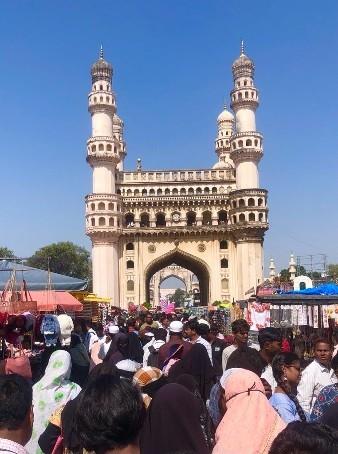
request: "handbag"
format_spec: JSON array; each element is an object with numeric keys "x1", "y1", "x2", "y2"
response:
[
  {"x1": 51, "y1": 433, "x2": 64, "y2": 454},
  {"x1": 5, "y1": 346, "x2": 32, "y2": 380}
]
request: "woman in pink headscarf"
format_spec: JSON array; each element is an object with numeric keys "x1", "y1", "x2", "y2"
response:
[{"x1": 213, "y1": 369, "x2": 286, "y2": 454}]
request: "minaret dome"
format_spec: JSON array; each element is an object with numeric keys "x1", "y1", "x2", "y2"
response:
[{"x1": 91, "y1": 46, "x2": 113, "y2": 83}]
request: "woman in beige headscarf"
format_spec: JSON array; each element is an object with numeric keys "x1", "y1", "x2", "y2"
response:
[{"x1": 213, "y1": 368, "x2": 286, "y2": 454}]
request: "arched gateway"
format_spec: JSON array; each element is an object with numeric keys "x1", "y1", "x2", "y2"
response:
[
  {"x1": 85, "y1": 44, "x2": 269, "y2": 309},
  {"x1": 145, "y1": 250, "x2": 210, "y2": 306}
]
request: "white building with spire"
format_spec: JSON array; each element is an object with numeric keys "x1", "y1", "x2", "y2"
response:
[{"x1": 85, "y1": 44, "x2": 269, "y2": 308}]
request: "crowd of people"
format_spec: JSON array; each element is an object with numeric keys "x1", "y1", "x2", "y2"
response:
[{"x1": 0, "y1": 310, "x2": 337, "y2": 454}]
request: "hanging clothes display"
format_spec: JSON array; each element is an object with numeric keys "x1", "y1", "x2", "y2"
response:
[
  {"x1": 246, "y1": 302, "x2": 270, "y2": 331},
  {"x1": 40, "y1": 314, "x2": 60, "y2": 347}
]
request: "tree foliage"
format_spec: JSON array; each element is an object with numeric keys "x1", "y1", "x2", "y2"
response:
[
  {"x1": 0, "y1": 247, "x2": 15, "y2": 259},
  {"x1": 328, "y1": 264, "x2": 338, "y2": 281},
  {"x1": 170, "y1": 288, "x2": 187, "y2": 306},
  {"x1": 27, "y1": 242, "x2": 90, "y2": 280}
]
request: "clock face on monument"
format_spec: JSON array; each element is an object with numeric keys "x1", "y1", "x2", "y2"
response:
[{"x1": 172, "y1": 213, "x2": 180, "y2": 222}]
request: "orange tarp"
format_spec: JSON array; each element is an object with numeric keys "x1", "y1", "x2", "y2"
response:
[{"x1": 29, "y1": 291, "x2": 83, "y2": 312}]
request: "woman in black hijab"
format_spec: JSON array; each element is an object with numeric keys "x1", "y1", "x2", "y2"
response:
[
  {"x1": 175, "y1": 374, "x2": 215, "y2": 451},
  {"x1": 168, "y1": 343, "x2": 216, "y2": 401},
  {"x1": 140, "y1": 383, "x2": 210, "y2": 454}
]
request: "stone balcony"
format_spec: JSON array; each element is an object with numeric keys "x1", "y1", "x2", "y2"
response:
[{"x1": 118, "y1": 168, "x2": 235, "y2": 184}]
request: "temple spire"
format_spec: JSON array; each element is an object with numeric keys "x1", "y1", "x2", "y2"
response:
[
  {"x1": 240, "y1": 39, "x2": 245, "y2": 55},
  {"x1": 99, "y1": 44, "x2": 104, "y2": 60}
]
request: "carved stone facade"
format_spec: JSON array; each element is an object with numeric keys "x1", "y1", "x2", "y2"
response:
[{"x1": 85, "y1": 44, "x2": 269, "y2": 308}]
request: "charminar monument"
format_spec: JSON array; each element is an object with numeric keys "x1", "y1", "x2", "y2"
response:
[{"x1": 85, "y1": 43, "x2": 269, "y2": 309}]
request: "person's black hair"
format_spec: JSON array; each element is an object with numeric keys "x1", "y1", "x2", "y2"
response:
[
  {"x1": 314, "y1": 337, "x2": 333, "y2": 350},
  {"x1": 332, "y1": 353, "x2": 338, "y2": 370},
  {"x1": 154, "y1": 328, "x2": 168, "y2": 342},
  {"x1": 126, "y1": 318, "x2": 137, "y2": 329},
  {"x1": 271, "y1": 352, "x2": 306, "y2": 422},
  {"x1": 0, "y1": 374, "x2": 32, "y2": 430},
  {"x1": 226, "y1": 346, "x2": 263, "y2": 376},
  {"x1": 258, "y1": 327, "x2": 282, "y2": 349},
  {"x1": 186, "y1": 319, "x2": 199, "y2": 333},
  {"x1": 197, "y1": 323, "x2": 210, "y2": 336},
  {"x1": 210, "y1": 324, "x2": 219, "y2": 334},
  {"x1": 231, "y1": 319, "x2": 250, "y2": 334},
  {"x1": 320, "y1": 403, "x2": 338, "y2": 430},
  {"x1": 269, "y1": 421, "x2": 338, "y2": 454},
  {"x1": 76, "y1": 375, "x2": 146, "y2": 454}
]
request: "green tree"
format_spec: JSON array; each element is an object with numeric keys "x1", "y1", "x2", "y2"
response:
[
  {"x1": 171, "y1": 288, "x2": 187, "y2": 307},
  {"x1": 328, "y1": 264, "x2": 338, "y2": 282},
  {"x1": 0, "y1": 247, "x2": 15, "y2": 258},
  {"x1": 27, "y1": 242, "x2": 90, "y2": 280}
]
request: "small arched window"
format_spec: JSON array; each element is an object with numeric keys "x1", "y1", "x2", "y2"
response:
[
  {"x1": 126, "y1": 189, "x2": 132, "y2": 196},
  {"x1": 204, "y1": 187, "x2": 210, "y2": 194},
  {"x1": 99, "y1": 217, "x2": 105, "y2": 226},
  {"x1": 100, "y1": 96, "x2": 103, "y2": 102},
  {"x1": 157, "y1": 189, "x2": 162, "y2": 196},
  {"x1": 233, "y1": 216, "x2": 237, "y2": 224},
  {"x1": 239, "y1": 199, "x2": 245, "y2": 207},
  {"x1": 98, "y1": 144, "x2": 104, "y2": 151},
  {"x1": 91, "y1": 145, "x2": 96, "y2": 152},
  {"x1": 232, "y1": 201, "x2": 237, "y2": 208},
  {"x1": 186, "y1": 211, "x2": 196, "y2": 226},
  {"x1": 126, "y1": 242, "x2": 134, "y2": 251},
  {"x1": 258, "y1": 198, "x2": 263, "y2": 206},
  {"x1": 180, "y1": 188, "x2": 186, "y2": 195},
  {"x1": 218, "y1": 210, "x2": 227, "y2": 225},
  {"x1": 249, "y1": 212, "x2": 255, "y2": 222},
  {"x1": 221, "y1": 278, "x2": 229, "y2": 290},
  {"x1": 90, "y1": 203, "x2": 95, "y2": 211},
  {"x1": 107, "y1": 144, "x2": 112, "y2": 151},
  {"x1": 238, "y1": 92, "x2": 242, "y2": 100},
  {"x1": 98, "y1": 202, "x2": 105, "y2": 210},
  {"x1": 238, "y1": 140, "x2": 243, "y2": 147},
  {"x1": 140, "y1": 213, "x2": 150, "y2": 227},
  {"x1": 134, "y1": 189, "x2": 140, "y2": 196},
  {"x1": 248, "y1": 198, "x2": 255, "y2": 207},
  {"x1": 259, "y1": 213, "x2": 264, "y2": 222},
  {"x1": 156, "y1": 212, "x2": 166, "y2": 227},
  {"x1": 232, "y1": 142, "x2": 236, "y2": 150},
  {"x1": 108, "y1": 202, "x2": 114, "y2": 210},
  {"x1": 125, "y1": 213, "x2": 135, "y2": 227},
  {"x1": 221, "y1": 258, "x2": 228, "y2": 269},
  {"x1": 196, "y1": 187, "x2": 202, "y2": 194},
  {"x1": 127, "y1": 280, "x2": 134, "y2": 291},
  {"x1": 246, "y1": 139, "x2": 252, "y2": 147},
  {"x1": 149, "y1": 189, "x2": 155, "y2": 195},
  {"x1": 212, "y1": 187, "x2": 217, "y2": 194},
  {"x1": 142, "y1": 189, "x2": 147, "y2": 196},
  {"x1": 91, "y1": 218, "x2": 95, "y2": 226},
  {"x1": 239, "y1": 213, "x2": 245, "y2": 222},
  {"x1": 202, "y1": 211, "x2": 212, "y2": 226},
  {"x1": 127, "y1": 260, "x2": 134, "y2": 269},
  {"x1": 220, "y1": 240, "x2": 228, "y2": 250},
  {"x1": 99, "y1": 85, "x2": 103, "y2": 90},
  {"x1": 172, "y1": 188, "x2": 178, "y2": 195},
  {"x1": 245, "y1": 91, "x2": 248, "y2": 98},
  {"x1": 165, "y1": 188, "x2": 170, "y2": 195},
  {"x1": 109, "y1": 217, "x2": 114, "y2": 226},
  {"x1": 188, "y1": 187, "x2": 194, "y2": 195}
]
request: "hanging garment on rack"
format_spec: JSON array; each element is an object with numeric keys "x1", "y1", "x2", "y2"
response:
[
  {"x1": 247, "y1": 302, "x2": 270, "y2": 331},
  {"x1": 41, "y1": 314, "x2": 60, "y2": 347},
  {"x1": 313, "y1": 306, "x2": 319, "y2": 328}
]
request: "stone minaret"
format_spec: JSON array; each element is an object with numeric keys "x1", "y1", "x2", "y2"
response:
[
  {"x1": 289, "y1": 254, "x2": 297, "y2": 281},
  {"x1": 229, "y1": 42, "x2": 269, "y2": 298},
  {"x1": 85, "y1": 47, "x2": 121, "y2": 302},
  {"x1": 213, "y1": 105, "x2": 234, "y2": 169},
  {"x1": 269, "y1": 258, "x2": 276, "y2": 281}
]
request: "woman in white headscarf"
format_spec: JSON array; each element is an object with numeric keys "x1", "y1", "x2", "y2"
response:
[{"x1": 26, "y1": 350, "x2": 81, "y2": 454}]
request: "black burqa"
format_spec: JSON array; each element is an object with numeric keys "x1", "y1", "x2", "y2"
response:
[
  {"x1": 140, "y1": 383, "x2": 209, "y2": 454},
  {"x1": 168, "y1": 343, "x2": 216, "y2": 401}
]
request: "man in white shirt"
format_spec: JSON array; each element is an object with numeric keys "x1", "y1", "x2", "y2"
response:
[
  {"x1": 257, "y1": 327, "x2": 282, "y2": 391},
  {"x1": 222, "y1": 319, "x2": 250, "y2": 371},
  {"x1": 184, "y1": 319, "x2": 213, "y2": 365},
  {"x1": 0, "y1": 374, "x2": 33, "y2": 454},
  {"x1": 297, "y1": 338, "x2": 338, "y2": 414}
]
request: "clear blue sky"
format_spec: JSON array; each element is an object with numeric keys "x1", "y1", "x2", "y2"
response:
[{"x1": 1, "y1": 0, "x2": 337, "y2": 273}]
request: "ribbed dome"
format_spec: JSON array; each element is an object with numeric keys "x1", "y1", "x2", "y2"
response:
[
  {"x1": 232, "y1": 52, "x2": 254, "y2": 69},
  {"x1": 213, "y1": 160, "x2": 234, "y2": 169},
  {"x1": 217, "y1": 106, "x2": 234, "y2": 123},
  {"x1": 91, "y1": 47, "x2": 112, "y2": 83},
  {"x1": 113, "y1": 114, "x2": 123, "y2": 127}
]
